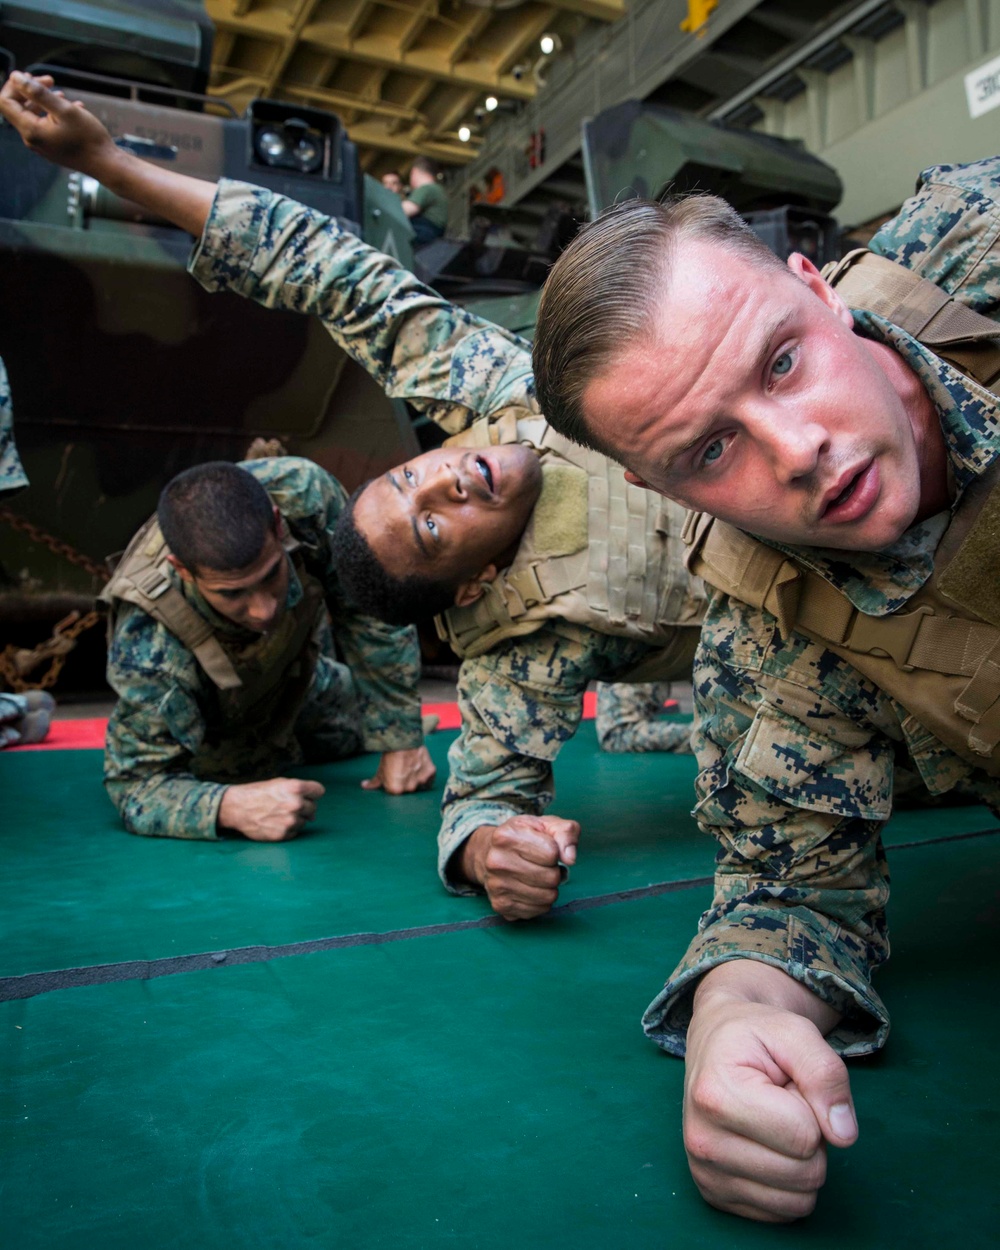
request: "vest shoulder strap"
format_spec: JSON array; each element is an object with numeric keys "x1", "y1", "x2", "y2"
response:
[
  {"x1": 102, "y1": 517, "x2": 242, "y2": 691},
  {"x1": 686, "y1": 511, "x2": 1000, "y2": 683},
  {"x1": 824, "y1": 248, "x2": 1000, "y2": 388}
]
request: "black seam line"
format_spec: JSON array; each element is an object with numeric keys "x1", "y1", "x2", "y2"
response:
[
  {"x1": 0, "y1": 875, "x2": 714, "y2": 1003},
  {"x1": 2, "y1": 824, "x2": 998, "y2": 1004}
]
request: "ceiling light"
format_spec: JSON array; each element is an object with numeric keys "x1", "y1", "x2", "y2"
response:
[
  {"x1": 539, "y1": 34, "x2": 556, "y2": 55},
  {"x1": 458, "y1": 125, "x2": 472, "y2": 142},
  {"x1": 485, "y1": 96, "x2": 498, "y2": 111}
]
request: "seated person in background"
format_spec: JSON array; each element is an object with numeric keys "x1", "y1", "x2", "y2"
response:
[
  {"x1": 380, "y1": 170, "x2": 404, "y2": 196},
  {"x1": 401, "y1": 156, "x2": 448, "y2": 243},
  {"x1": 595, "y1": 682, "x2": 692, "y2": 754},
  {"x1": 102, "y1": 456, "x2": 433, "y2": 840}
]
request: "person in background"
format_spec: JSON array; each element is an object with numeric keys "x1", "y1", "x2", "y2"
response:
[
  {"x1": 595, "y1": 682, "x2": 692, "y2": 754},
  {"x1": 402, "y1": 156, "x2": 448, "y2": 243}
]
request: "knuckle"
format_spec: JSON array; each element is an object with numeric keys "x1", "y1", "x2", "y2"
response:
[{"x1": 688, "y1": 1075, "x2": 728, "y2": 1125}]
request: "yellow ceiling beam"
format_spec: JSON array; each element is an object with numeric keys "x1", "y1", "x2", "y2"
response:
[
  {"x1": 546, "y1": 0, "x2": 624, "y2": 20},
  {"x1": 493, "y1": 6, "x2": 559, "y2": 75},
  {"x1": 209, "y1": 9, "x2": 537, "y2": 98},
  {"x1": 345, "y1": 118, "x2": 478, "y2": 161}
]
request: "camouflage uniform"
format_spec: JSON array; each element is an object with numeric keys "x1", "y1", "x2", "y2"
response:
[
  {"x1": 0, "y1": 355, "x2": 28, "y2": 499},
  {"x1": 105, "y1": 456, "x2": 423, "y2": 838},
  {"x1": 642, "y1": 159, "x2": 1000, "y2": 1059},
  {"x1": 1, "y1": 356, "x2": 33, "y2": 749},
  {"x1": 188, "y1": 180, "x2": 696, "y2": 883},
  {"x1": 595, "y1": 682, "x2": 692, "y2": 754}
]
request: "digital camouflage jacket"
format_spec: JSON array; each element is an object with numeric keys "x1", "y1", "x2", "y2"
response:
[
  {"x1": 189, "y1": 181, "x2": 694, "y2": 883},
  {"x1": 0, "y1": 356, "x2": 28, "y2": 499},
  {"x1": 104, "y1": 456, "x2": 423, "y2": 839},
  {"x1": 642, "y1": 158, "x2": 1000, "y2": 1058}
]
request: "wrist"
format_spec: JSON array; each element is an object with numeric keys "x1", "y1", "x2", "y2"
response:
[
  {"x1": 457, "y1": 825, "x2": 495, "y2": 886},
  {"x1": 693, "y1": 960, "x2": 841, "y2": 1033}
]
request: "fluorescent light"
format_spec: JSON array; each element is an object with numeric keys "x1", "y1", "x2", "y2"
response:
[{"x1": 458, "y1": 125, "x2": 471, "y2": 142}]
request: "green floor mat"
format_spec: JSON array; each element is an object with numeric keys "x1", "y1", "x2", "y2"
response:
[
  {"x1": 3, "y1": 727, "x2": 996, "y2": 980},
  {"x1": 4, "y1": 833, "x2": 999, "y2": 1250}
]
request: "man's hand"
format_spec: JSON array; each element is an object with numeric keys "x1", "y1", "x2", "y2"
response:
[
  {"x1": 361, "y1": 745, "x2": 436, "y2": 794},
  {"x1": 683, "y1": 961, "x2": 858, "y2": 1223},
  {"x1": 0, "y1": 71, "x2": 215, "y2": 235},
  {"x1": 458, "y1": 814, "x2": 581, "y2": 920},
  {"x1": 218, "y1": 778, "x2": 326, "y2": 841},
  {"x1": 0, "y1": 72, "x2": 120, "y2": 174}
]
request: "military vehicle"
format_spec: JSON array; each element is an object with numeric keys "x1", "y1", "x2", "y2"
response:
[
  {"x1": 0, "y1": 0, "x2": 420, "y2": 686},
  {"x1": 0, "y1": 3, "x2": 842, "y2": 689}
]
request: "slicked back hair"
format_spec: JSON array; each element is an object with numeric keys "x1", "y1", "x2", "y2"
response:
[
  {"x1": 333, "y1": 485, "x2": 458, "y2": 626},
  {"x1": 158, "y1": 461, "x2": 276, "y2": 574},
  {"x1": 532, "y1": 194, "x2": 786, "y2": 457}
]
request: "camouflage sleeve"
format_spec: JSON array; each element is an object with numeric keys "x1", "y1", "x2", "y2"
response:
[
  {"x1": 189, "y1": 181, "x2": 536, "y2": 433},
  {"x1": 871, "y1": 157, "x2": 1000, "y2": 315},
  {"x1": 439, "y1": 623, "x2": 655, "y2": 893},
  {"x1": 0, "y1": 357, "x2": 29, "y2": 499},
  {"x1": 104, "y1": 606, "x2": 227, "y2": 839},
  {"x1": 642, "y1": 593, "x2": 901, "y2": 1059},
  {"x1": 241, "y1": 456, "x2": 423, "y2": 752},
  {"x1": 595, "y1": 681, "x2": 692, "y2": 753}
]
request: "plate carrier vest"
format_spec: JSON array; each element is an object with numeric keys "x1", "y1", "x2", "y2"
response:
[
  {"x1": 435, "y1": 411, "x2": 705, "y2": 683},
  {"x1": 685, "y1": 248, "x2": 1000, "y2": 773},
  {"x1": 101, "y1": 512, "x2": 324, "y2": 778}
]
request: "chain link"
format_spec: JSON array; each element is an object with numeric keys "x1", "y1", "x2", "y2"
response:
[
  {"x1": 0, "y1": 508, "x2": 109, "y2": 692},
  {"x1": 0, "y1": 506, "x2": 110, "y2": 581}
]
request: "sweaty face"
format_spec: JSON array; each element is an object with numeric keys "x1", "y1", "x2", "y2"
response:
[
  {"x1": 353, "y1": 444, "x2": 543, "y2": 588},
  {"x1": 184, "y1": 527, "x2": 290, "y2": 633},
  {"x1": 582, "y1": 242, "x2": 948, "y2": 552}
]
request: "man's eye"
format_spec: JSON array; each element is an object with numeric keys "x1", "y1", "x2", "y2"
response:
[
  {"x1": 701, "y1": 438, "x2": 725, "y2": 466},
  {"x1": 404, "y1": 467, "x2": 414, "y2": 482},
  {"x1": 772, "y1": 351, "x2": 793, "y2": 377},
  {"x1": 426, "y1": 517, "x2": 437, "y2": 533}
]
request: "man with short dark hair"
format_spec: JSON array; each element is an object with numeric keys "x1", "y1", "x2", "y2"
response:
[
  {"x1": 102, "y1": 455, "x2": 433, "y2": 840},
  {"x1": 401, "y1": 155, "x2": 448, "y2": 243},
  {"x1": 533, "y1": 175, "x2": 1000, "y2": 1220},
  {"x1": 380, "y1": 170, "x2": 404, "y2": 196},
  {"x1": 0, "y1": 75, "x2": 705, "y2": 899}
]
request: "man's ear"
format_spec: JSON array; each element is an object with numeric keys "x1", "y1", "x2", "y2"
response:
[
  {"x1": 166, "y1": 553, "x2": 196, "y2": 584},
  {"x1": 452, "y1": 563, "x2": 498, "y2": 608},
  {"x1": 786, "y1": 252, "x2": 854, "y2": 328},
  {"x1": 624, "y1": 468, "x2": 654, "y2": 491}
]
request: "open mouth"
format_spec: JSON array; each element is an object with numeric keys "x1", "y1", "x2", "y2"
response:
[
  {"x1": 475, "y1": 455, "x2": 495, "y2": 494},
  {"x1": 821, "y1": 459, "x2": 878, "y2": 524},
  {"x1": 829, "y1": 469, "x2": 863, "y2": 510}
]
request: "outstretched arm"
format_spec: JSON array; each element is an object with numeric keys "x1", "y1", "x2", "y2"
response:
[
  {"x1": 0, "y1": 71, "x2": 534, "y2": 432},
  {"x1": 0, "y1": 72, "x2": 214, "y2": 236}
]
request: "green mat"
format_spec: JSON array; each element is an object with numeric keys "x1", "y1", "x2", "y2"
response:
[{"x1": 2, "y1": 728, "x2": 999, "y2": 1248}]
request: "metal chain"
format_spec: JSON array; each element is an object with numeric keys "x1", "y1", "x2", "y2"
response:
[
  {"x1": 0, "y1": 607, "x2": 105, "y2": 692},
  {"x1": 0, "y1": 506, "x2": 109, "y2": 581},
  {"x1": 0, "y1": 509, "x2": 109, "y2": 692}
]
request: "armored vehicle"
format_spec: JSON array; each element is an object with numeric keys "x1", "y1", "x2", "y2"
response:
[{"x1": 0, "y1": 0, "x2": 418, "y2": 681}]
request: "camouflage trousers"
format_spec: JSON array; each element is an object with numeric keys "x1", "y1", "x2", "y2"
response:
[
  {"x1": 595, "y1": 682, "x2": 693, "y2": 754},
  {"x1": 293, "y1": 654, "x2": 364, "y2": 763}
]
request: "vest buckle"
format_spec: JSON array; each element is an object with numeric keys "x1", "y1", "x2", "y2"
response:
[{"x1": 844, "y1": 604, "x2": 933, "y2": 671}]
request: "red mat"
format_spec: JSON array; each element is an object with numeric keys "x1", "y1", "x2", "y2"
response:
[{"x1": 11, "y1": 692, "x2": 679, "y2": 750}]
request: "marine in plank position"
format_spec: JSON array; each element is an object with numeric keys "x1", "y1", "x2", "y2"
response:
[{"x1": 533, "y1": 161, "x2": 1000, "y2": 1218}]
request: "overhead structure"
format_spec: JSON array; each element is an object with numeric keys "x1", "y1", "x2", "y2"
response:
[{"x1": 203, "y1": 0, "x2": 624, "y2": 173}]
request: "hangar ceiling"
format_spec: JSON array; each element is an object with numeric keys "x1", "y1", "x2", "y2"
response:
[{"x1": 203, "y1": 0, "x2": 621, "y2": 174}]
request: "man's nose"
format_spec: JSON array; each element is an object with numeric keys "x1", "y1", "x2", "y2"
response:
[
  {"x1": 751, "y1": 407, "x2": 829, "y2": 483},
  {"x1": 245, "y1": 591, "x2": 278, "y2": 627},
  {"x1": 418, "y1": 460, "x2": 465, "y2": 504}
]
